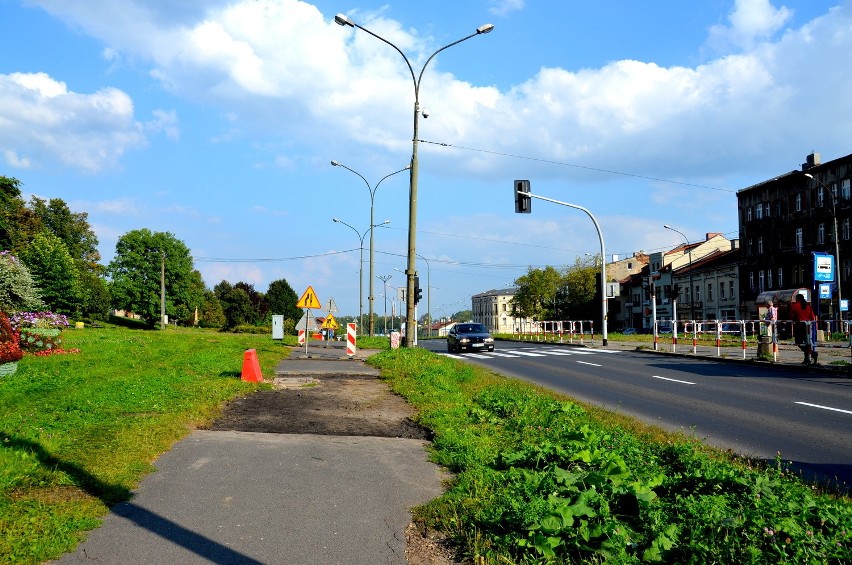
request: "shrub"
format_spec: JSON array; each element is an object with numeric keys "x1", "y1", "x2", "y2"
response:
[{"x1": 0, "y1": 312, "x2": 23, "y2": 363}]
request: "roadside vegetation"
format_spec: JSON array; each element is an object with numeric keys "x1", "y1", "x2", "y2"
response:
[
  {"x1": 0, "y1": 326, "x2": 279, "y2": 565},
  {"x1": 372, "y1": 347, "x2": 851, "y2": 564}
]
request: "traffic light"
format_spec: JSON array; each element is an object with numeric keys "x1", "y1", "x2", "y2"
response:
[
  {"x1": 514, "y1": 179, "x2": 531, "y2": 213},
  {"x1": 414, "y1": 276, "x2": 423, "y2": 305}
]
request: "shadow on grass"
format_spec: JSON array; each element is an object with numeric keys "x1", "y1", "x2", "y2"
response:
[{"x1": 1, "y1": 432, "x2": 264, "y2": 564}]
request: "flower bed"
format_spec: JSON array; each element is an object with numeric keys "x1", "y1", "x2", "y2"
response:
[{"x1": 10, "y1": 312, "x2": 68, "y2": 353}]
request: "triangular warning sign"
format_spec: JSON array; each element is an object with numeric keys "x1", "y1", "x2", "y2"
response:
[
  {"x1": 321, "y1": 313, "x2": 338, "y2": 329},
  {"x1": 296, "y1": 285, "x2": 321, "y2": 309}
]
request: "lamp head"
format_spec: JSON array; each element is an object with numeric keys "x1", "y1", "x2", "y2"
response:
[
  {"x1": 663, "y1": 224, "x2": 671, "y2": 229},
  {"x1": 334, "y1": 13, "x2": 353, "y2": 27},
  {"x1": 332, "y1": 217, "x2": 340, "y2": 223},
  {"x1": 477, "y1": 23, "x2": 494, "y2": 34},
  {"x1": 331, "y1": 160, "x2": 340, "y2": 166},
  {"x1": 804, "y1": 173, "x2": 814, "y2": 180}
]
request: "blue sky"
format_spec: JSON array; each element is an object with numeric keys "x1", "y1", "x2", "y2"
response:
[{"x1": 2, "y1": 0, "x2": 851, "y2": 319}]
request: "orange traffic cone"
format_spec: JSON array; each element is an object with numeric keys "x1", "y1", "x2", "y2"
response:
[{"x1": 241, "y1": 349, "x2": 263, "y2": 382}]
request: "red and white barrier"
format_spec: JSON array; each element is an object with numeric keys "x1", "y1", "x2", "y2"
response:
[{"x1": 346, "y1": 323, "x2": 356, "y2": 357}]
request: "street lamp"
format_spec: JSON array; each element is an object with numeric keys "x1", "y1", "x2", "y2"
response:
[
  {"x1": 331, "y1": 160, "x2": 409, "y2": 336},
  {"x1": 805, "y1": 173, "x2": 843, "y2": 321},
  {"x1": 332, "y1": 217, "x2": 390, "y2": 332},
  {"x1": 335, "y1": 13, "x2": 494, "y2": 347},
  {"x1": 664, "y1": 225, "x2": 694, "y2": 322},
  {"x1": 377, "y1": 274, "x2": 393, "y2": 335},
  {"x1": 418, "y1": 254, "x2": 431, "y2": 338}
]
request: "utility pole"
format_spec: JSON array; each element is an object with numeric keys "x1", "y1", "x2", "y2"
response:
[{"x1": 160, "y1": 251, "x2": 166, "y2": 329}]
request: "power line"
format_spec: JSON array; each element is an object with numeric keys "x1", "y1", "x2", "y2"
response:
[{"x1": 420, "y1": 139, "x2": 736, "y2": 193}]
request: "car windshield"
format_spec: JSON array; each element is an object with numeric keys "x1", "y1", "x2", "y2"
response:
[{"x1": 457, "y1": 324, "x2": 488, "y2": 333}]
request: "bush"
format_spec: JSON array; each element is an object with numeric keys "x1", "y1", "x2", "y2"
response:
[{"x1": 0, "y1": 312, "x2": 23, "y2": 363}]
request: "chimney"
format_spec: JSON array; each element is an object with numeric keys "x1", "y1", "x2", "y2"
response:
[{"x1": 802, "y1": 152, "x2": 821, "y2": 171}]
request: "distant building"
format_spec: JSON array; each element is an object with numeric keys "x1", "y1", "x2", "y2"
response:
[{"x1": 471, "y1": 288, "x2": 525, "y2": 333}]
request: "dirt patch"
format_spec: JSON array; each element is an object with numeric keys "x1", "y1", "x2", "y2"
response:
[{"x1": 208, "y1": 374, "x2": 431, "y2": 439}]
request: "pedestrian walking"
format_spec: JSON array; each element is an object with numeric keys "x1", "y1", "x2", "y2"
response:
[{"x1": 789, "y1": 293, "x2": 818, "y2": 364}]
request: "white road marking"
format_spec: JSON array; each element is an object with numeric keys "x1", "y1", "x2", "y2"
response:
[
  {"x1": 487, "y1": 351, "x2": 521, "y2": 358},
  {"x1": 576, "y1": 361, "x2": 601, "y2": 367},
  {"x1": 509, "y1": 350, "x2": 547, "y2": 357},
  {"x1": 650, "y1": 375, "x2": 696, "y2": 385},
  {"x1": 795, "y1": 402, "x2": 852, "y2": 415}
]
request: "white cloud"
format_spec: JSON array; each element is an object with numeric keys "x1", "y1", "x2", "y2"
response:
[
  {"x1": 489, "y1": 0, "x2": 524, "y2": 17},
  {"x1": 16, "y1": 0, "x2": 852, "y2": 184},
  {"x1": 706, "y1": 0, "x2": 793, "y2": 52},
  {"x1": 0, "y1": 71, "x2": 145, "y2": 172}
]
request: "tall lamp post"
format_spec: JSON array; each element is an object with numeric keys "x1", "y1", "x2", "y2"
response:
[
  {"x1": 331, "y1": 160, "x2": 409, "y2": 336},
  {"x1": 664, "y1": 225, "x2": 694, "y2": 322},
  {"x1": 418, "y1": 254, "x2": 431, "y2": 338},
  {"x1": 805, "y1": 173, "x2": 843, "y2": 321},
  {"x1": 332, "y1": 217, "x2": 390, "y2": 332},
  {"x1": 335, "y1": 13, "x2": 494, "y2": 347},
  {"x1": 377, "y1": 274, "x2": 393, "y2": 335}
]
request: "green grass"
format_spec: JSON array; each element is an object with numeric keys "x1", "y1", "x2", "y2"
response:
[
  {"x1": 0, "y1": 326, "x2": 281, "y2": 565},
  {"x1": 371, "y1": 348, "x2": 852, "y2": 564}
]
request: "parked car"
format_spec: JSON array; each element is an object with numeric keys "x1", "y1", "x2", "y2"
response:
[
  {"x1": 622, "y1": 328, "x2": 637, "y2": 335},
  {"x1": 447, "y1": 323, "x2": 494, "y2": 353}
]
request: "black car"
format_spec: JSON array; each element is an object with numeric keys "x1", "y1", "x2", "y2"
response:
[{"x1": 447, "y1": 323, "x2": 494, "y2": 353}]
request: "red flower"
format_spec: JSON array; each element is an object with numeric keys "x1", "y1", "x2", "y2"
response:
[{"x1": 0, "y1": 313, "x2": 23, "y2": 363}]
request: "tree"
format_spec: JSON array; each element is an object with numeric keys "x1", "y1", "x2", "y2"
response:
[
  {"x1": 512, "y1": 266, "x2": 564, "y2": 320},
  {"x1": 20, "y1": 232, "x2": 81, "y2": 315},
  {"x1": 79, "y1": 269, "x2": 111, "y2": 320},
  {"x1": 562, "y1": 258, "x2": 598, "y2": 321},
  {"x1": 266, "y1": 278, "x2": 301, "y2": 321},
  {"x1": 0, "y1": 176, "x2": 42, "y2": 256},
  {"x1": 0, "y1": 251, "x2": 45, "y2": 312},
  {"x1": 29, "y1": 197, "x2": 100, "y2": 270},
  {"x1": 214, "y1": 281, "x2": 255, "y2": 329},
  {"x1": 234, "y1": 282, "x2": 268, "y2": 325},
  {"x1": 198, "y1": 289, "x2": 226, "y2": 328},
  {"x1": 108, "y1": 229, "x2": 197, "y2": 328}
]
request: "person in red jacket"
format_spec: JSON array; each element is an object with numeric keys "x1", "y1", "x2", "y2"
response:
[{"x1": 789, "y1": 293, "x2": 818, "y2": 364}]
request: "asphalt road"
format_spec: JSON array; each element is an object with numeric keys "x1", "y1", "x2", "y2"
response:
[{"x1": 419, "y1": 339, "x2": 852, "y2": 487}]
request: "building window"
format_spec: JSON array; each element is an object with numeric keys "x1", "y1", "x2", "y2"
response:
[
  {"x1": 796, "y1": 228, "x2": 803, "y2": 252},
  {"x1": 729, "y1": 280, "x2": 735, "y2": 299},
  {"x1": 817, "y1": 187, "x2": 825, "y2": 207},
  {"x1": 778, "y1": 267, "x2": 783, "y2": 288},
  {"x1": 767, "y1": 268, "x2": 773, "y2": 289},
  {"x1": 844, "y1": 218, "x2": 851, "y2": 241},
  {"x1": 818, "y1": 223, "x2": 825, "y2": 244},
  {"x1": 720, "y1": 282, "x2": 726, "y2": 299},
  {"x1": 707, "y1": 283, "x2": 713, "y2": 301},
  {"x1": 765, "y1": 201, "x2": 771, "y2": 217},
  {"x1": 747, "y1": 207, "x2": 753, "y2": 221},
  {"x1": 796, "y1": 193, "x2": 802, "y2": 212},
  {"x1": 757, "y1": 236, "x2": 763, "y2": 254},
  {"x1": 695, "y1": 284, "x2": 700, "y2": 303},
  {"x1": 759, "y1": 271, "x2": 765, "y2": 292},
  {"x1": 776, "y1": 202, "x2": 782, "y2": 216},
  {"x1": 832, "y1": 183, "x2": 838, "y2": 202},
  {"x1": 749, "y1": 271, "x2": 754, "y2": 289},
  {"x1": 755, "y1": 203, "x2": 763, "y2": 219},
  {"x1": 843, "y1": 179, "x2": 851, "y2": 200}
]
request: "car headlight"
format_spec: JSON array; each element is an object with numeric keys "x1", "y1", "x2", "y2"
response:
[
  {"x1": 459, "y1": 338, "x2": 470, "y2": 344},
  {"x1": 484, "y1": 337, "x2": 494, "y2": 343}
]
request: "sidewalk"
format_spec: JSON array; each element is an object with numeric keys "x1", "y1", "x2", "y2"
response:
[
  {"x1": 54, "y1": 340, "x2": 445, "y2": 565},
  {"x1": 510, "y1": 334, "x2": 852, "y2": 372}
]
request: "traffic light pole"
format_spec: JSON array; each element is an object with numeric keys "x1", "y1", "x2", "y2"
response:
[{"x1": 515, "y1": 185, "x2": 608, "y2": 345}]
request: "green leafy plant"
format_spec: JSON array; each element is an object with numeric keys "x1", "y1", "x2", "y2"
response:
[{"x1": 0, "y1": 313, "x2": 23, "y2": 364}]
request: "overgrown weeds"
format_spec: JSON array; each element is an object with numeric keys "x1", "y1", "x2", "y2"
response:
[{"x1": 371, "y1": 348, "x2": 851, "y2": 564}]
